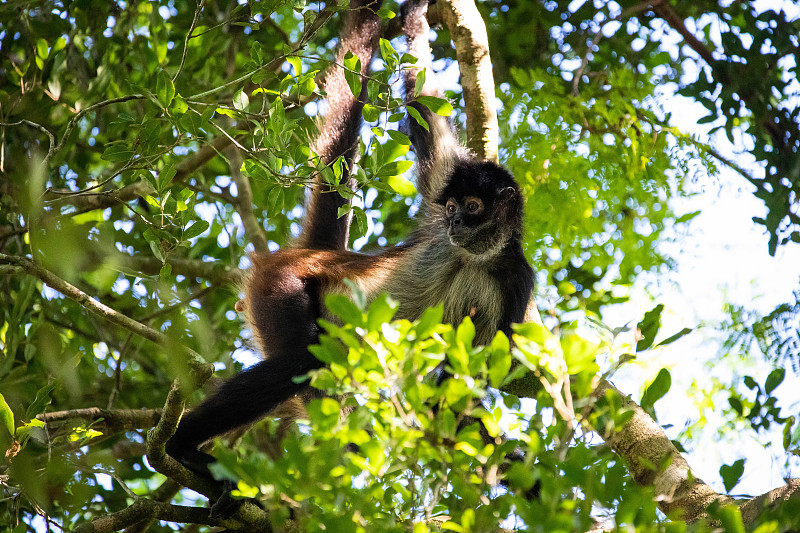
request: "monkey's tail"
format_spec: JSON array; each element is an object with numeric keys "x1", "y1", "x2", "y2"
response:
[{"x1": 297, "y1": 0, "x2": 384, "y2": 251}]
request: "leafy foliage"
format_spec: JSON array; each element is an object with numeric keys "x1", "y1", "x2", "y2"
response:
[{"x1": 1, "y1": 0, "x2": 799, "y2": 531}]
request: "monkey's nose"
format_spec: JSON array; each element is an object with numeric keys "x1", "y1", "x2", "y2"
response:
[{"x1": 452, "y1": 215, "x2": 464, "y2": 226}]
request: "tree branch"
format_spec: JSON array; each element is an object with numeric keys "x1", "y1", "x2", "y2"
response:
[
  {"x1": 37, "y1": 408, "x2": 162, "y2": 433},
  {"x1": 0, "y1": 253, "x2": 213, "y2": 384},
  {"x1": 44, "y1": 135, "x2": 235, "y2": 215},
  {"x1": 740, "y1": 479, "x2": 800, "y2": 525},
  {"x1": 592, "y1": 380, "x2": 731, "y2": 521},
  {"x1": 227, "y1": 145, "x2": 269, "y2": 253},
  {"x1": 651, "y1": 1, "x2": 716, "y2": 65},
  {"x1": 429, "y1": 0, "x2": 499, "y2": 162}
]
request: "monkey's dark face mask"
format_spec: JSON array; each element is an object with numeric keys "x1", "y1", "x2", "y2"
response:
[
  {"x1": 438, "y1": 162, "x2": 523, "y2": 255},
  {"x1": 443, "y1": 195, "x2": 500, "y2": 253}
]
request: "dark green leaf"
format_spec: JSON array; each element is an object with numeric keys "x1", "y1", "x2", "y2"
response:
[
  {"x1": 156, "y1": 70, "x2": 175, "y2": 107},
  {"x1": 654, "y1": 328, "x2": 692, "y2": 348},
  {"x1": 636, "y1": 304, "x2": 663, "y2": 351},
  {"x1": 183, "y1": 220, "x2": 209, "y2": 240},
  {"x1": 764, "y1": 368, "x2": 785, "y2": 394},
  {"x1": 25, "y1": 383, "x2": 56, "y2": 420},
  {"x1": 641, "y1": 368, "x2": 671, "y2": 412},
  {"x1": 719, "y1": 459, "x2": 745, "y2": 493}
]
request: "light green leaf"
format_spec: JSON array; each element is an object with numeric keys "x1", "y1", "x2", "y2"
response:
[
  {"x1": 343, "y1": 52, "x2": 362, "y2": 97},
  {"x1": 0, "y1": 393, "x2": 15, "y2": 437},
  {"x1": 233, "y1": 88, "x2": 249, "y2": 111},
  {"x1": 416, "y1": 95, "x2": 453, "y2": 116},
  {"x1": 387, "y1": 175, "x2": 416, "y2": 196}
]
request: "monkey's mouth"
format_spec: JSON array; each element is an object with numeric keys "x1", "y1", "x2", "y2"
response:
[{"x1": 448, "y1": 227, "x2": 469, "y2": 247}]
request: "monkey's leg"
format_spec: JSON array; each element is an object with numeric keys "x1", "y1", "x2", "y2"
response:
[{"x1": 166, "y1": 353, "x2": 324, "y2": 476}]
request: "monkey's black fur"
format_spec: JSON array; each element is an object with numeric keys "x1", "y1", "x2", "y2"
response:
[{"x1": 166, "y1": 0, "x2": 534, "y2": 494}]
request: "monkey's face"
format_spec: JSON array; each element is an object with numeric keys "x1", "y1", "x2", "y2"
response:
[
  {"x1": 444, "y1": 195, "x2": 494, "y2": 250},
  {"x1": 438, "y1": 161, "x2": 523, "y2": 255}
]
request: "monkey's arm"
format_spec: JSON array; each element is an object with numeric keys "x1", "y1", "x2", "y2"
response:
[
  {"x1": 299, "y1": 0, "x2": 384, "y2": 250},
  {"x1": 402, "y1": 0, "x2": 467, "y2": 204}
]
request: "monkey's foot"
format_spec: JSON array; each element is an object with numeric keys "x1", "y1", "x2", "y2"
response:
[{"x1": 210, "y1": 480, "x2": 264, "y2": 519}]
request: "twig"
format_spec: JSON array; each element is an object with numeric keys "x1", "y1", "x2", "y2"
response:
[
  {"x1": 173, "y1": 0, "x2": 206, "y2": 83},
  {"x1": 0, "y1": 253, "x2": 212, "y2": 383}
]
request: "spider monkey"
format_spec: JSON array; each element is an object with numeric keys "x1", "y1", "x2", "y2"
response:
[{"x1": 166, "y1": 0, "x2": 534, "y2": 485}]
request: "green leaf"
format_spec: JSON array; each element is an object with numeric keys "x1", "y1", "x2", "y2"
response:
[
  {"x1": 102, "y1": 143, "x2": 134, "y2": 162},
  {"x1": 675, "y1": 210, "x2": 701, "y2": 224},
  {"x1": 717, "y1": 505, "x2": 745, "y2": 533},
  {"x1": 375, "y1": 6, "x2": 395, "y2": 19},
  {"x1": 407, "y1": 105, "x2": 429, "y2": 131},
  {"x1": 764, "y1": 368, "x2": 785, "y2": 394},
  {"x1": 415, "y1": 305, "x2": 444, "y2": 339},
  {"x1": 25, "y1": 383, "x2": 56, "y2": 420},
  {"x1": 456, "y1": 317, "x2": 475, "y2": 348},
  {"x1": 35, "y1": 38, "x2": 49, "y2": 60},
  {"x1": 159, "y1": 262, "x2": 172, "y2": 280},
  {"x1": 0, "y1": 393, "x2": 15, "y2": 437},
  {"x1": 636, "y1": 304, "x2": 663, "y2": 351},
  {"x1": 414, "y1": 68, "x2": 426, "y2": 98},
  {"x1": 387, "y1": 175, "x2": 416, "y2": 196},
  {"x1": 156, "y1": 70, "x2": 175, "y2": 107},
  {"x1": 183, "y1": 220, "x2": 209, "y2": 240},
  {"x1": 387, "y1": 130, "x2": 411, "y2": 145},
  {"x1": 158, "y1": 165, "x2": 176, "y2": 192},
  {"x1": 362, "y1": 104, "x2": 380, "y2": 123},
  {"x1": 654, "y1": 327, "x2": 692, "y2": 348},
  {"x1": 416, "y1": 95, "x2": 453, "y2": 116},
  {"x1": 250, "y1": 41, "x2": 263, "y2": 64},
  {"x1": 351, "y1": 205, "x2": 367, "y2": 236},
  {"x1": 379, "y1": 38, "x2": 398, "y2": 67},
  {"x1": 366, "y1": 293, "x2": 398, "y2": 332},
  {"x1": 343, "y1": 52, "x2": 362, "y2": 97},
  {"x1": 488, "y1": 333, "x2": 511, "y2": 388},
  {"x1": 641, "y1": 368, "x2": 672, "y2": 412},
  {"x1": 287, "y1": 55, "x2": 302, "y2": 76},
  {"x1": 325, "y1": 293, "x2": 363, "y2": 327},
  {"x1": 179, "y1": 113, "x2": 205, "y2": 136},
  {"x1": 377, "y1": 160, "x2": 413, "y2": 178},
  {"x1": 233, "y1": 88, "x2": 249, "y2": 111},
  {"x1": 719, "y1": 459, "x2": 745, "y2": 493}
]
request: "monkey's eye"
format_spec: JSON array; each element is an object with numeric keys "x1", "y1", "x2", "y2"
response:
[
  {"x1": 446, "y1": 200, "x2": 457, "y2": 215},
  {"x1": 464, "y1": 198, "x2": 483, "y2": 214}
]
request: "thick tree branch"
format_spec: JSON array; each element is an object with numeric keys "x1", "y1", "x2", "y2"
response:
[
  {"x1": 429, "y1": 0, "x2": 499, "y2": 162},
  {"x1": 73, "y1": 498, "x2": 214, "y2": 533},
  {"x1": 37, "y1": 408, "x2": 161, "y2": 433},
  {"x1": 592, "y1": 380, "x2": 731, "y2": 521},
  {"x1": 740, "y1": 479, "x2": 800, "y2": 525}
]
